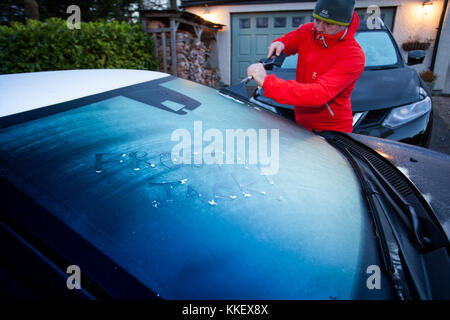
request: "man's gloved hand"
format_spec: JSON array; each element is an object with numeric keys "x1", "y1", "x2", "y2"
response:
[
  {"x1": 267, "y1": 41, "x2": 285, "y2": 58},
  {"x1": 247, "y1": 63, "x2": 267, "y2": 87}
]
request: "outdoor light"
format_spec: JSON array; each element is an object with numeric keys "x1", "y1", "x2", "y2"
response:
[
  {"x1": 202, "y1": 4, "x2": 214, "y2": 22},
  {"x1": 422, "y1": 1, "x2": 433, "y2": 14}
]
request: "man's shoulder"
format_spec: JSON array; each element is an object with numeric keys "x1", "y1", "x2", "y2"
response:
[
  {"x1": 297, "y1": 22, "x2": 314, "y2": 34},
  {"x1": 341, "y1": 38, "x2": 365, "y2": 59},
  {"x1": 287, "y1": 22, "x2": 314, "y2": 43},
  {"x1": 278, "y1": 22, "x2": 314, "y2": 46}
]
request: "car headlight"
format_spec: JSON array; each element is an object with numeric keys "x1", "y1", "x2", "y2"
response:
[
  {"x1": 419, "y1": 86, "x2": 428, "y2": 99},
  {"x1": 382, "y1": 96, "x2": 431, "y2": 129}
]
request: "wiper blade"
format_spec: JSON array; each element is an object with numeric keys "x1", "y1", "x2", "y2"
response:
[
  {"x1": 338, "y1": 147, "x2": 412, "y2": 299},
  {"x1": 320, "y1": 132, "x2": 450, "y2": 299},
  {"x1": 319, "y1": 132, "x2": 448, "y2": 251},
  {"x1": 358, "y1": 153, "x2": 432, "y2": 250},
  {"x1": 366, "y1": 65, "x2": 398, "y2": 71}
]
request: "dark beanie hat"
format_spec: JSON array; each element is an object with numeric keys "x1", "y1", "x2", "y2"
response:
[{"x1": 313, "y1": 0, "x2": 356, "y2": 26}]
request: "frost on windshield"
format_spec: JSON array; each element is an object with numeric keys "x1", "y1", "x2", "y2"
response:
[
  {"x1": 281, "y1": 54, "x2": 299, "y2": 69},
  {"x1": 0, "y1": 77, "x2": 368, "y2": 299},
  {"x1": 355, "y1": 31, "x2": 398, "y2": 67}
]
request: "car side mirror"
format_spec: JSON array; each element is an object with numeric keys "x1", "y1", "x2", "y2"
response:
[{"x1": 407, "y1": 50, "x2": 426, "y2": 66}]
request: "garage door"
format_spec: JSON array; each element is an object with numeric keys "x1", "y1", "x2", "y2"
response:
[
  {"x1": 231, "y1": 8, "x2": 396, "y2": 84},
  {"x1": 231, "y1": 11, "x2": 313, "y2": 84}
]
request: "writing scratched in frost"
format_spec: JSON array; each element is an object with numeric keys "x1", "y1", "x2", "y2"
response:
[{"x1": 94, "y1": 151, "x2": 282, "y2": 208}]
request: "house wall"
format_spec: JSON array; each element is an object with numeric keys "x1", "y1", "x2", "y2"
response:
[
  {"x1": 186, "y1": 0, "x2": 447, "y2": 87},
  {"x1": 433, "y1": 4, "x2": 449, "y2": 93},
  {"x1": 391, "y1": 0, "x2": 445, "y2": 91}
]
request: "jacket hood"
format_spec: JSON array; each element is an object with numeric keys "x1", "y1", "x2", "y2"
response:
[{"x1": 312, "y1": 11, "x2": 360, "y2": 48}]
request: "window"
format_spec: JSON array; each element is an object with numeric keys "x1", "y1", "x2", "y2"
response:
[
  {"x1": 281, "y1": 53, "x2": 298, "y2": 69},
  {"x1": 292, "y1": 16, "x2": 305, "y2": 28},
  {"x1": 256, "y1": 17, "x2": 268, "y2": 28},
  {"x1": 355, "y1": 31, "x2": 398, "y2": 67},
  {"x1": 274, "y1": 17, "x2": 286, "y2": 28},
  {"x1": 240, "y1": 18, "x2": 250, "y2": 29}
]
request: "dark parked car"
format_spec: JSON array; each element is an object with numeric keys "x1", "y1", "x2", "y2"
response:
[
  {"x1": 0, "y1": 70, "x2": 449, "y2": 300},
  {"x1": 241, "y1": 19, "x2": 433, "y2": 147}
]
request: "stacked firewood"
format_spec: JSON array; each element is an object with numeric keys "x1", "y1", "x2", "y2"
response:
[{"x1": 154, "y1": 30, "x2": 221, "y2": 88}]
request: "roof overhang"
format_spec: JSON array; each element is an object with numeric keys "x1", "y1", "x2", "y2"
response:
[
  {"x1": 140, "y1": 9, "x2": 224, "y2": 30},
  {"x1": 180, "y1": 0, "x2": 313, "y2": 8}
]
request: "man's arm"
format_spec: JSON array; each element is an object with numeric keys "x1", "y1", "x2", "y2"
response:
[
  {"x1": 271, "y1": 26, "x2": 305, "y2": 57},
  {"x1": 262, "y1": 51, "x2": 365, "y2": 107},
  {"x1": 267, "y1": 41, "x2": 285, "y2": 58},
  {"x1": 249, "y1": 26, "x2": 305, "y2": 83}
]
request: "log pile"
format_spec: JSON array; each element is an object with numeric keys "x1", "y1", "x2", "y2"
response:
[{"x1": 154, "y1": 30, "x2": 221, "y2": 88}]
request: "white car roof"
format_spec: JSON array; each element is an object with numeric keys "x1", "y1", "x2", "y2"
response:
[{"x1": 0, "y1": 69, "x2": 169, "y2": 118}]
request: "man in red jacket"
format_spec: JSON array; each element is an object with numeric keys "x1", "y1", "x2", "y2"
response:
[{"x1": 247, "y1": 0, "x2": 365, "y2": 133}]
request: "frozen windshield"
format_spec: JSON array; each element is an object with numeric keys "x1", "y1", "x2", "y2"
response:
[
  {"x1": 281, "y1": 53, "x2": 298, "y2": 69},
  {"x1": 281, "y1": 31, "x2": 399, "y2": 69},
  {"x1": 0, "y1": 75, "x2": 373, "y2": 299},
  {"x1": 355, "y1": 31, "x2": 398, "y2": 67}
]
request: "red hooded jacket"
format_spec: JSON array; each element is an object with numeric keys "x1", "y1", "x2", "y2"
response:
[{"x1": 262, "y1": 12, "x2": 365, "y2": 133}]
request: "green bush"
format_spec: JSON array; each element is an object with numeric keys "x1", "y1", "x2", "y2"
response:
[{"x1": 0, "y1": 18, "x2": 158, "y2": 74}]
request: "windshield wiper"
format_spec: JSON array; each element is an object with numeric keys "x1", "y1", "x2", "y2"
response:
[
  {"x1": 366, "y1": 65, "x2": 398, "y2": 71},
  {"x1": 338, "y1": 146, "x2": 413, "y2": 299},
  {"x1": 320, "y1": 132, "x2": 450, "y2": 299},
  {"x1": 358, "y1": 153, "x2": 432, "y2": 250},
  {"x1": 320, "y1": 132, "x2": 448, "y2": 251}
]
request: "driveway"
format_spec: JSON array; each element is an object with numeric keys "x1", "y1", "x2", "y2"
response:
[{"x1": 429, "y1": 96, "x2": 450, "y2": 155}]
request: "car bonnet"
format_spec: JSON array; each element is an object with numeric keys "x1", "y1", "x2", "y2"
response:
[{"x1": 351, "y1": 67, "x2": 421, "y2": 112}]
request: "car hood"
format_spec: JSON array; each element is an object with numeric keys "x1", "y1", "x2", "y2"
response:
[
  {"x1": 253, "y1": 67, "x2": 421, "y2": 114},
  {"x1": 349, "y1": 133, "x2": 450, "y2": 242},
  {"x1": 351, "y1": 67, "x2": 421, "y2": 112}
]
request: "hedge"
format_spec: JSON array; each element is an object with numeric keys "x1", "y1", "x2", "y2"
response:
[{"x1": 0, "y1": 18, "x2": 158, "y2": 74}]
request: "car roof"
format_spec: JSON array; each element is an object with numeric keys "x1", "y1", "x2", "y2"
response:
[{"x1": 0, "y1": 69, "x2": 169, "y2": 118}]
